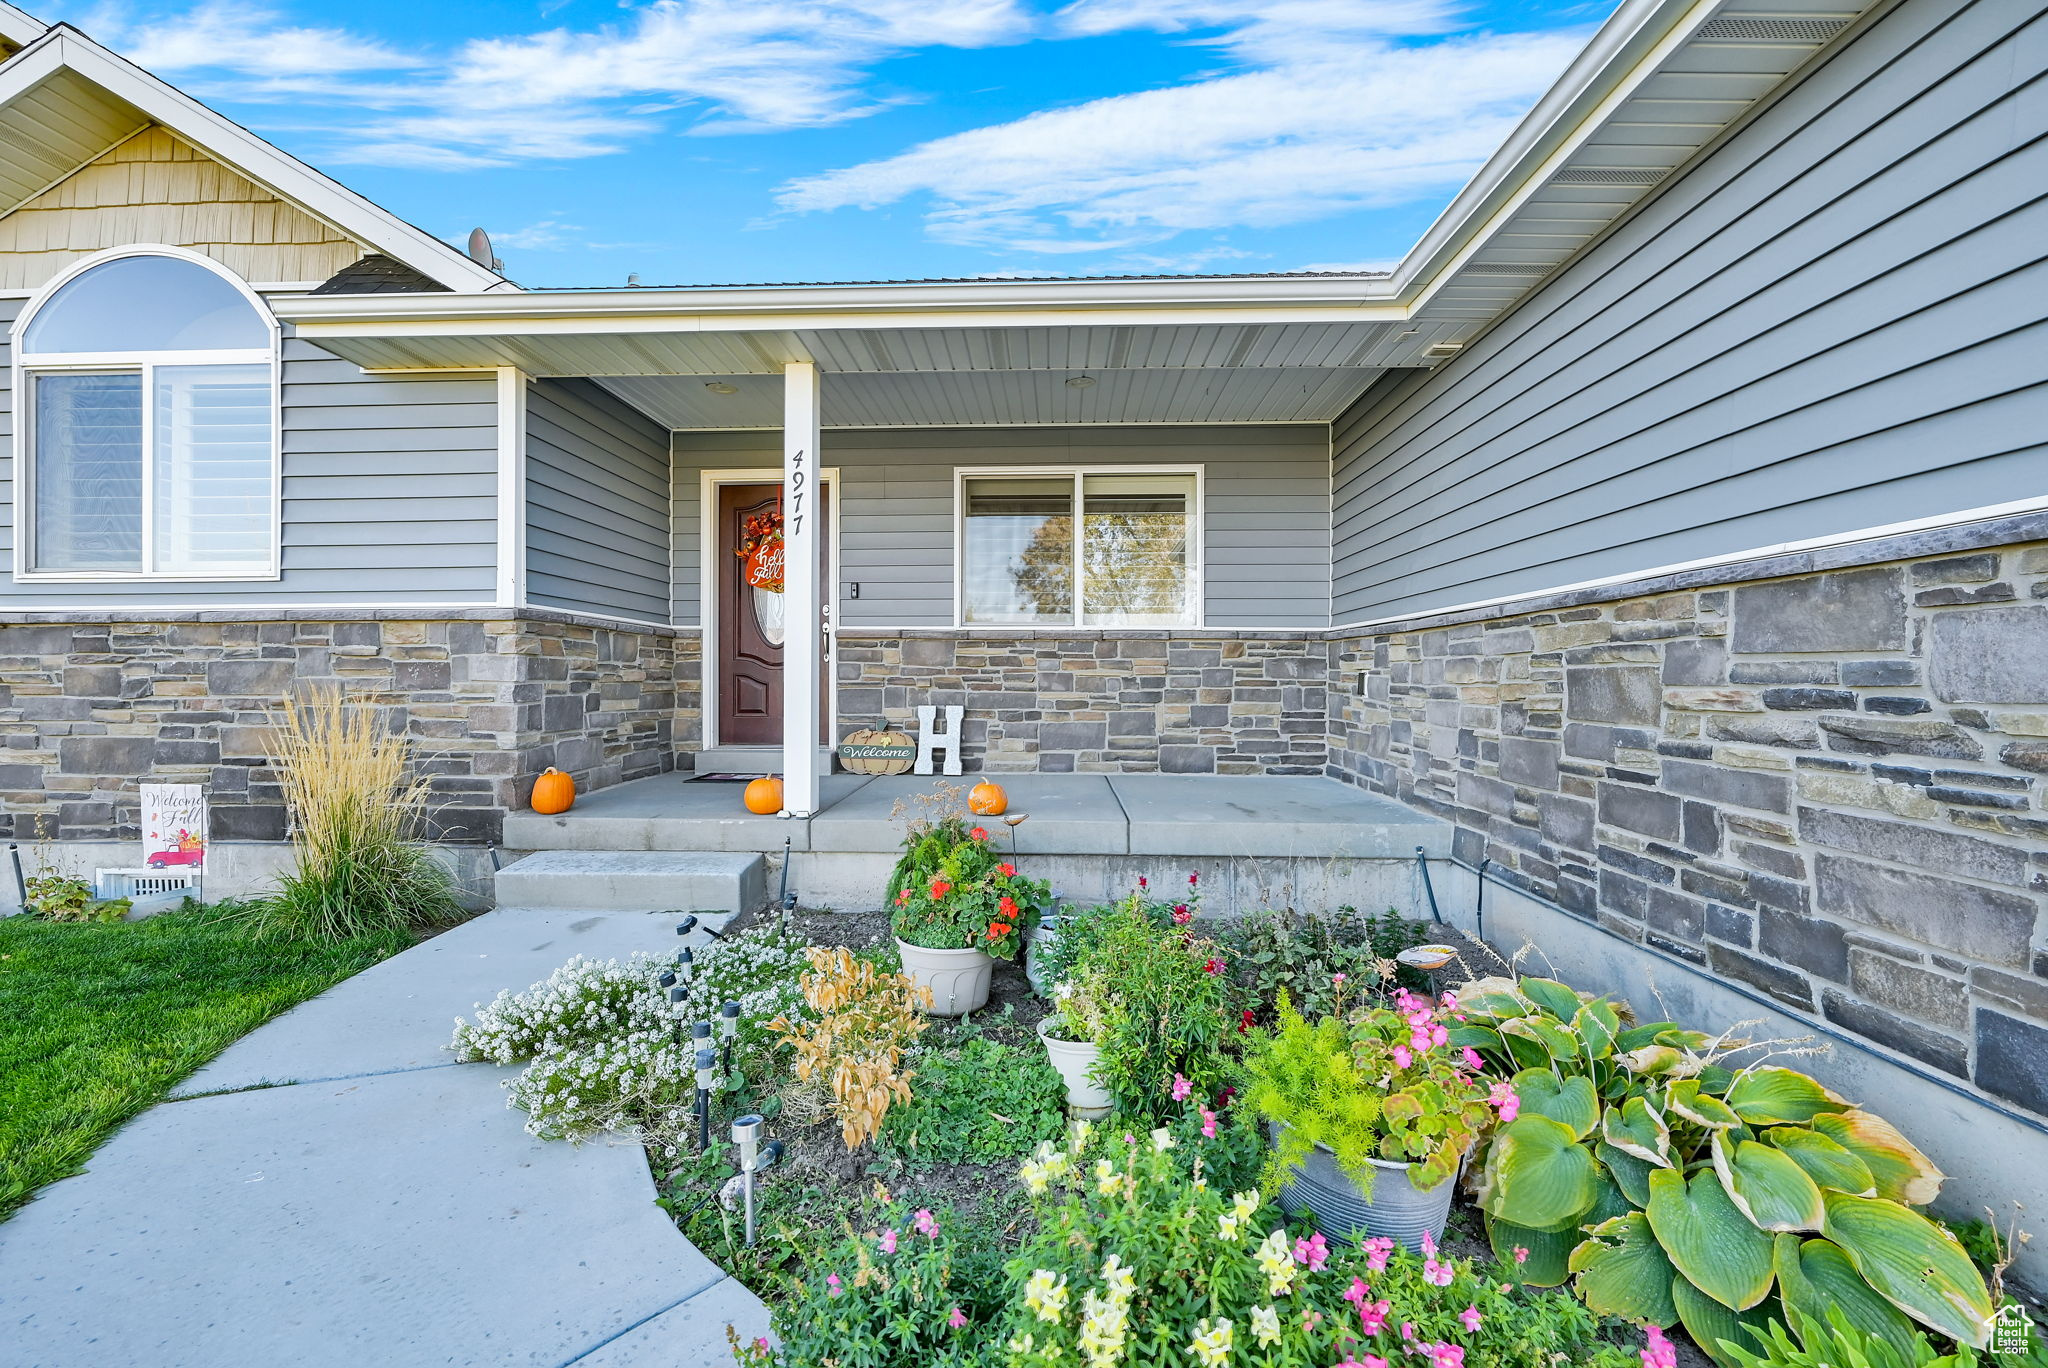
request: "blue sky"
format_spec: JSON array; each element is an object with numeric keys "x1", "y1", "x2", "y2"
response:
[{"x1": 47, "y1": 0, "x2": 1614, "y2": 288}]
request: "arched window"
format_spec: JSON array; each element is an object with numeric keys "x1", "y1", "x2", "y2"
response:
[{"x1": 15, "y1": 249, "x2": 277, "y2": 578}]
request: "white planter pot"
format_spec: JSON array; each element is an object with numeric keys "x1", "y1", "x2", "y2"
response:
[
  {"x1": 895, "y1": 939, "x2": 995, "y2": 1016},
  {"x1": 1024, "y1": 914, "x2": 1067, "y2": 998},
  {"x1": 1038, "y1": 1017, "x2": 1112, "y2": 1118},
  {"x1": 1267, "y1": 1120, "x2": 1460, "y2": 1252}
]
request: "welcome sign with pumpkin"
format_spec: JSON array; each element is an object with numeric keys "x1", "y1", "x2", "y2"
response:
[{"x1": 838, "y1": 723, "x2": 916, "y2": 775}]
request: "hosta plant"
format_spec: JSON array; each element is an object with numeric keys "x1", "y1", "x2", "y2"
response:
[
  {"x1": 1454, "y1": 975, "x2": 1994, "y2": 1361},
  {"x1": 1241, "y1": 987, "x2": 1498, "y2": 1198},
  {"x1": 888, "y1": 816, "x2": 1049, "y2": 961}
]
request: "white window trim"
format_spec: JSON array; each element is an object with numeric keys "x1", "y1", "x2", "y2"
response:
[
  {"x1": 952, "y1": 464, "x2": 1206, "y2": 630},
  {"x1": 10, "y1": 244, "x2": 284, "y2": 584}
]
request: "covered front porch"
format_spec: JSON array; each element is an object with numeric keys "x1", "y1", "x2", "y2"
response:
[{"x1": 502, "y1": 771, "x2": 1451, "y2": 912}]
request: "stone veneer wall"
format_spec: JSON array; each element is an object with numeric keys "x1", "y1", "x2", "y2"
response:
[
  {"x1": 1329, "y1": 531, "x2": 2048, "y2": 1119},
  {"x1": 834, "y1": 630, "x2": 1328, "y2": 774},
  {"x1": 0, "y1": 612, "x2": 699, "y2": 848}
]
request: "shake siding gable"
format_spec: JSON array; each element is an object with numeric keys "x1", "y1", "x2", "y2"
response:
[
  {"x1": 0, "y1": 322, "x2": 500, "y2": 605},
  {"x1": 524, "y1": 378, "x2": 671, "y2": 625},
  {"x1": 670, "y1": 424, "x2": 1332, "y2": 630},
  {"x1": 1330, "y1": 0, "x2": 2048, "y2": 624}
]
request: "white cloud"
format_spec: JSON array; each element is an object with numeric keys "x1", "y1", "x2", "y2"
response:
[
  {"x1": 107, "y1": 1, "x2": 423, "y2": 75},
  {"x1": 777, "y1": 27, "x2": 1585, "y2": 252}
]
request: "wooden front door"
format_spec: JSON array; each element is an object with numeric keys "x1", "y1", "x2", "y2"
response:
[{"x1": 715, "y1": 481, "x2": 829, "y2": 747}]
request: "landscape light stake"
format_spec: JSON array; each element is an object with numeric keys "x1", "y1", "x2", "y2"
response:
[
  {"x1": 776, "y1": 835, "x2": 797, "y2": 911},
  {"x1": 694, "y1": 1047, "x2": 718, "y2": 1153},
  {"x1": 720, "y1": 1001, "x2": 740, "y2": 1077},
  {"x1": 730, "y1": 1114, "x2": 784, "y2": 1247},
  {"x1": 673, "y1": 913, "x2": 730, "y2": 942},
  {"x1": 667, "y1": 984, "x2": 688, "y2": 1045}
]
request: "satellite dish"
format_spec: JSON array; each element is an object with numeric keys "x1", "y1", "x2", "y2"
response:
[{"x1": 465, "y1": 227, "x2": 501, "y2": 272}]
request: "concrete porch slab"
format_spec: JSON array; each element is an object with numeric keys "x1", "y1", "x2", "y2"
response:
[
  {"x1": 171, "y1": 905, "x2": 702, "y2": 1097},
  {"x1": 808, "y1": 774, "x2": 1129, "y2": 855},
  {"x1": 1109, "y1": 775, "x2": 1453, "y2": 858},
  {"x1": 504, "y1": 771, "x2": 871, "y2": 853},
  {"x1": 0, "y1": 1066, "x2": 725, "y2": 1368}
]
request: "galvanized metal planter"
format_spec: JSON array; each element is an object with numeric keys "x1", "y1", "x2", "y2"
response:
[{"x1": 1269, "y1": 1122, "x2": 1460, "y2": 1252}]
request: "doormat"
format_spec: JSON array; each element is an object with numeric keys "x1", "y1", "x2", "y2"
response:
[{"x1": 688, "y1": 772, "x2": 772, "y2": 783}]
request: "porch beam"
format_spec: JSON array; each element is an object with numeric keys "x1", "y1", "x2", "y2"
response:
[{"x1": 781, "y1": 360, "x2": 824, "y2": 817}]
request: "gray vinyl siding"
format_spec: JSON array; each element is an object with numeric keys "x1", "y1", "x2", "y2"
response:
[
  {"x1": 672, "y1": 424, "x2": 1332, "y2": 629},
  {"x1": 524, "y1": 379, "x2": 670, "y2": 625},
  {"x1": 0, "y1": 316, "x2": 500, "y2": 605},
  {"x1": 1330, "y1": 0, "x2": 2048, "y2": 624}
]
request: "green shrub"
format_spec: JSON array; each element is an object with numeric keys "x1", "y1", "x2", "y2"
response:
[
  {"x1": 24, "y1": 872, "x2": 128, "y2": 923},
  {"x1": 1048, "y1": 894, "x2": 1232, "y2": 1123},
  {"x1": 881, "y1": 1036, "x2": 1066, "y2": 1165},
  {"x1": 1241, "y1": 987, "x2": 1496, "y2": 1198},
  {"x1": 1220, "y1": 905, "x2": 1431, "y2": 1018},
  {"x1": 1720, "y1": 1308, "x2": 1987, "y2": 1368},
  {"x1": 1456, "y1": 975, "x2": 1995, "y2": 1363}
]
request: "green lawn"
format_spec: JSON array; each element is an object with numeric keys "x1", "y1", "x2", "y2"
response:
[{"x1": 0, "y1": 910, "x2": 407, "y2": 1217}]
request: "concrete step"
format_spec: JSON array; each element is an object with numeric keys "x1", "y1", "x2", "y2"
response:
[
  {"x1": 689, "y1": 745, "x2": 834, "y2": 776},
  {"x1": 494, "y1": 850, "x2": 767, "y2": 913}
]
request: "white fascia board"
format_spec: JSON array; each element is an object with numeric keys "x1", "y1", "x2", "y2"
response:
[
  {"x1": 0, "y1": 27, "x2": 508, "y2": 294},
  {"x1": 1385, "y1": 0, "x2": 1709, "y2": 298},
  {"x1": 0, "y1": 2, "x2": 48, "y2": 50}
]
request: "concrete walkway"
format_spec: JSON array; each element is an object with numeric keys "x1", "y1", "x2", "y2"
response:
[{"x1": 0, "y1": 907, "x2": 771, "y2": 1368}]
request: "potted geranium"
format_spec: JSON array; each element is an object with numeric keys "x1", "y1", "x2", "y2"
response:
[
  {"x1": 1242, "y1": 985, "x2": 1502, "y2": 1250},
  {"x1": 887, "y1": 816, "x2": 1048, "y2": 1015}
]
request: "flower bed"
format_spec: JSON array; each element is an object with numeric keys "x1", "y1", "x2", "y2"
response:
[{"x1": 448, "y1": 793, "x2": 2041, "y2": 1368}]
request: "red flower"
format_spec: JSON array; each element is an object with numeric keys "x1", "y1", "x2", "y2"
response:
[
  {"x1": 1138, "y1": 876, "x2": 1148, "y2": 890},
  {"x1": 894, "y1": 890, "x2": 911, "y2": 906},
  {"x1": 1203, "y1": 958, "x2": 1223, "y2": 975},
  {"x1": 929, "y1": 879, "x2": 953, "y2": 900},
  {"x1": 998, "y1": 894, "x2": 1019, "y2": 918},
  {"x1": 970, "y1": 826, "x2": 989, "y2": 841},
  {"x1": 996, "y1": 862, "x2": 1017, "y2": 878},
  {"x1": 1239, "y1": 1008, "x2": 1256, "y2": 1034},
  {"x1": 1171, "y1": 904, "x2": 1192, "y2": 925},
  {"x1": 1189, "y1": 871, "x2": 1200, "y2": 887},
  {"x1": 987, "y1": 921, "x2": 1013, "y2": 941}
]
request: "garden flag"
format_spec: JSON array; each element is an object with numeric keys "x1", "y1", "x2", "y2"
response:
[{"x1": 141, "y1": 784, "x2": 207, "y2": 871}]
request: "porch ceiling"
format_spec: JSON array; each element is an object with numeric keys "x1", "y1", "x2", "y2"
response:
[{"x1": 596, "y1": 365, "x2": 1385, "y2": 428}]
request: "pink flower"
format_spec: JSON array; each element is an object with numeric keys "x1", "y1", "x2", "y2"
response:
[
  {"x1": 879, "y1": 1229, "x2": 898, "y2": 1255},
  {"x1": 1171, "y1": 904, "x2": 1192, "y2": 925},
  {"x1": 1343, "y1": 1278, "x2": 1370, "y2": 1308},
  {"x1": 1359, "y1": 1299, "x2": 1391, "y2": 1335},
  {"x1": 1488, "y1": 1081, "x2": 1520, "y2": 1123},
  {"x1": 1362, "y1": 1237, "x2": 1394, "y2": 1272},
  {"x1": 1421, "y1": 1230, "x2": 1436, "y2": 1256},
  {"x1": 1513, "y1": 1246, "x2": 1529, "y2": 1265},
  {"x1": 1424, "y1": 1257, "x2": 1455, "y2": 1287},
  {"x1": 948, "y1": 1307, "x2": 967, "y2": 1329},
  {"x1": 1643, "y1": 1326, "x2": 1678, "y2": 1368},
  {"x1": 1460, "y1": 1306, "x2": 1482, "y2": 1333},
  {"x1": 1333, "y1": 973, "x2": 1346, "y2": 985},
  {"x1": 1200, "y1": 1108, "x2": 1218, "y2": 1139},
  {"x1": 1441, "y1": 991, "x2": 1458, "y2": 1010},
  {"x1": 913, "y1": 1209, "x2": 939, "y2": 1238},
  {"x1": 1461, "y1": 1047, "x2": 1485, "y2": 1071},
  {"x1": 1426, "y1": 1343, "x2": 1466, "y2": 1368},
  {"x1": 1171, "y1": 1072, "x2": 1193, "y2": 1102},
  {"x1": 1204, "y1": 958, "x2": 1223, "y2": 975},
  {"x1": 1402, "y1": 1322, "x2": 1418, "y2": 1343},
  {"x1": 1392, "y1": 1045, "x2": 1413, "y2": 1070},
  {"x1": 755, "y1": 1339, "x2": 770, "y2": 1352},
  {"x1": 1293, "y1": 1232, "x2": 1330, "y2": 1271},
  {"x1": 1431, "y1": 1025, "x2": 1449, "y2": 1048},
  {"x1": 826, "y1": 1273, "x2": 843, "y2": 1298}
]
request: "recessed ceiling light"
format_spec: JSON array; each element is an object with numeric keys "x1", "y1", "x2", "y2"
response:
[
  {"x1": 1065, "y1": 375, "x2": 1096, "y2": 388},
  {"x1": 704, "y1": 382, "x2": 739, "y2": 394}
]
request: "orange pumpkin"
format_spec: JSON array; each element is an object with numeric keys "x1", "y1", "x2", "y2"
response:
[
  {"x1": 968, "y1": 780, "x2": 1008, "y2": 816},
  {"x1": 743, "y1": 776, "x2": 784, "y2": 815},
  {"x1": 530, "y1": 767, "x2": 576, "y2": 815}
]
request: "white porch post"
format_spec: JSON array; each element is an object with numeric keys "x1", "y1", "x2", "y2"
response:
[{"x1": 781, "y1": 360, "x2": 824, "y2": 816}]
